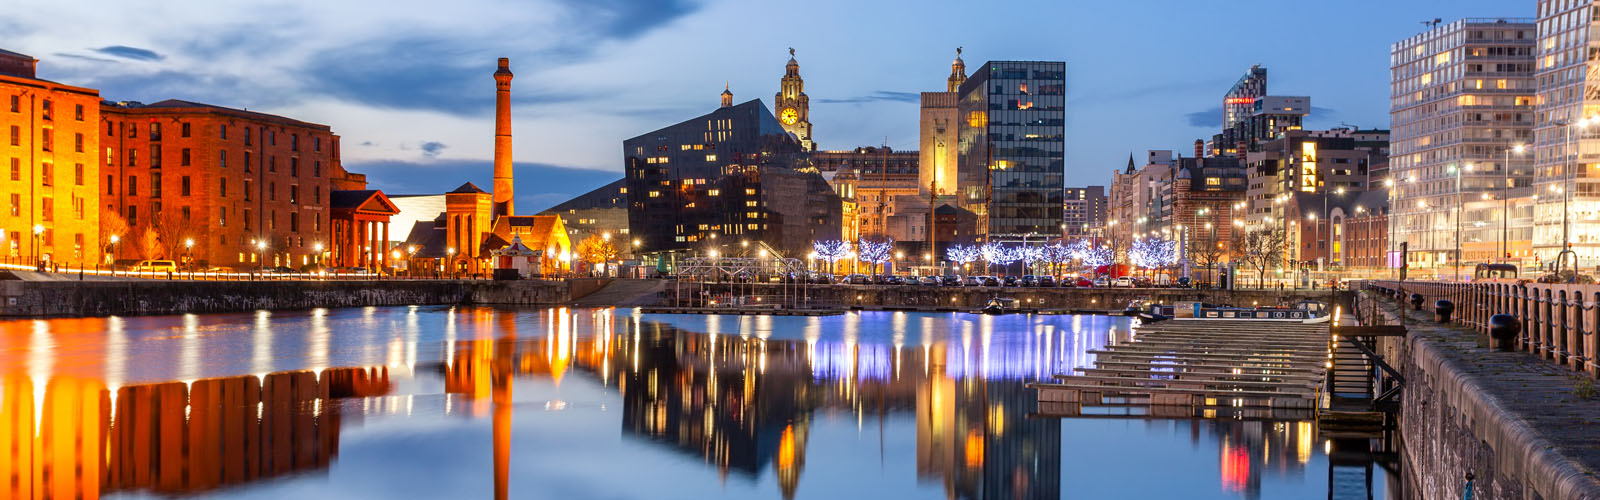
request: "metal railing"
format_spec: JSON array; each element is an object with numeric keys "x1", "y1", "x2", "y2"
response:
[{"x1": 1366, "y1": 280, "x2": 1599, "y2": 376}]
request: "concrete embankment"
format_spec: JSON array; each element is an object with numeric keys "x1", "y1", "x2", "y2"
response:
[
  {"x1": 674, "y1": 282, "x2": 1342, "y2": 312},
  {"x1": 1361, "y1": 290, "x2": 1600, "y2": 500},
  {"x1": 0, "y1": 277, "x2": 568, "y2": 317}
]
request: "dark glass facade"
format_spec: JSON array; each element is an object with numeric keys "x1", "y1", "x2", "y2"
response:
[
  {"x1": 623, "y1": 99, "x2": 839, "y2": 256},
  {"x1": 956, "y1": 61, "x2": 1067, "y2": 242}
]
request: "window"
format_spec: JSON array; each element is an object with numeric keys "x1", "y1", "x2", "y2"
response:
[
  {"x1": 73, "y1": 234, "x2": 82, "y2": 259},
  {"x1": 243, "y1": 208, "x2": 250, "y2": 230},
  {"x1": 128, "y1": 124, "x2": 136, "y2": 138},
  {"x1": 269, "y1": 156, "x2": 275, "y2": 173},
  {"x1": 40, "y1": 128, "x2": 50, "y2": 152},
  {"x1": 181, "y1": 205, "x2": 190, "y2": 222},
  {"x1": 314, "y1": 161, "x2": 321, "y2": 177},
  {"x1": 40, "y1": 100, "x2": 51, "y2": 121},
  {"x1": 314, "y1": 136, "x2": 321, "y2": 151},
  {"x1": 290, "y1": 158, "x2": 298, "y2": 177},
  {"x1": 181, "y1": 148, "x2": 191, "y2": 166},
  {"x1": 74, "y1": 133, "x2": 83, "y2": 152},
  {"x1": 220, "y1": 124, "x2": 227, "y2": 140},
  {"x1": 244, "y1": 179, "x2": 251, "y2": 201},
  {"x1": 289, "y1": 185, "x2": 297, "y2": 204},
  {"x1": 127, "y1": 205, "x2": 137, "y2": 226},
  {"x1": 106, "y1": 122, "x2": 112, "y2": 137},
  {"x1": 218, "y1": 150, "x2": 226, "y2": 168},
  {"x1": 289, "y1": 212, "x2": 299, "y2": 232},
  {"x1": 181, "y1": 122, "x2": 190, "y2": 138},
  {"x1": 244, "y1": 127, "x2": 251, "y2": 146},
  {"x1": 244, "y1": 154, "x2": 251, "y2": 172},
  {"x1": 127, "y1": 176, "x2": 137, "y2": 196},
  {"x1": 291, "y1": 134, "x2": 298, "y2": 151},
  {"x1": 73, "y1": 163, "x2": 82, "y2": 186},
  {"x1": 7, "y1": 125, "x2": 15, "y2": 146},
  {"x1": 40, "y1": 197, "x2": 52, "y2": 221},
  {"x1": 149, "y1": 122, "x2": 160, "y2": 141},
  {"x1": 40, "y1": 162, "x2": 51, "y2": 186},
  {"x1": 220, "y1": 178, "x2": 227, "y2": 197},
  {"x1": 74, "y1": 104, "x2": 83, "y2": 121},
  {"x1": 269, "y1": 182, "x2": 276, "y2": 201},
  {"x1": 7, "y1": 95, "x2": 15, "y2": 113},
  {"x1": 73, "y1": 196, "x2": 83, "y2": 220},
  {"x1": 105, "y1": 175, "x2": 112, "y2": 195},
  {"x1": 151, "y1": 173, "x2": 161, "y2": 198},
  {"x1": 314, "y1": 186, "x2": 320, "y2": 204},
  {"x1": 181, "y1": 176, "x2": 190, "y2": 196},
  {"x1": 269, "y1": 130, "x2": 275, "y2": 146},
  {"x1": 219, "y1": 207, "x2": 226, "y2": 227},
  {"x1": 9, "y1": 158, "x2": 17, "y2": 181},
  {"x1": 128, "y1": 148, "x2": 137, "y2": 166},
  {"x1": 150, "y1": 145, "x2": 161, "y2": 168},
  {"x1": 8, "y1": 194, "x2": 17, "y2": 216}
]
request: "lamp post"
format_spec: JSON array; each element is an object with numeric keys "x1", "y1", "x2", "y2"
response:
[
  {"x1": 1555, "y1": 118, "x2": 1591, "y2": 281},
  {"x1": 254, "y1": 239, "x2": 267, "y2": 279},
  {"x1": 447, "y1": 247, "x2": 457, "y2": 279},
  {"x1": 105, "y1": 234, "x2": 120, "y2": 267},
  {"x1": 31, "y1": 224, "x2": 43, "y2": 269},
  {"x1": 1503, "y1": 144, "x2": 1525, "y2": 264},
  {"x1": 183, "y1": 238, "x2": 194, "y2": 277},
  {"x1": 312, "y1": 242, "x2": 324, "y2": 270},
  {"x1": 1449, "y1": 164, "x2": 1468, "y2": 281}
]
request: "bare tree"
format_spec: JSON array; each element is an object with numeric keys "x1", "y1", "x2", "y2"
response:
[
  {"x1": 1235, "y1": 227, "x2": 1286, "y2": 288},
  {"x1": 98, "y1": 207, "x2": 130, "y2": 262},
  {"x1": 148, "y1": 204, "x2": 200, "y2": 261},
  {"x1": 1191, "y1": 230, "x2": 1225, "y2": 285}
]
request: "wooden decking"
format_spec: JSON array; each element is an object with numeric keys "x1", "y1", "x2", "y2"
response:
[{"x1": 1031, "y1": 320, "x2": 1330, "y2": 416}]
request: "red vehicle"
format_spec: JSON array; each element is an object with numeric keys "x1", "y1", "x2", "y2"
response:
[{"x1": 1074, "y1": 277, "x2": 1094, "y2": 288}]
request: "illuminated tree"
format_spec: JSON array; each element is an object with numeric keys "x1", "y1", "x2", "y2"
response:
[
  {"x1": 575, "y1": 235, "x2": 618, "y2": 275},
  {"x1": 946, "y1": 244, "x2": 980, "y2": 274},
  {"x1": 812, "y1": 239, "x2": 852, "y2": 275},
  {"x1": 1129, "y1": 238, "x2": 1178, "y2": 270},
  {"x1": 857, "y1": 238, "x2": 893, "y2": 274},
  {"x1": 1082, "y1": 245, "x2": 1114, "y2": 269}
]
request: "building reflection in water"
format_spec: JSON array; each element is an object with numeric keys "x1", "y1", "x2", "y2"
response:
[
  {"x1": 1, "y1": 308, "x2": 1339, "y2": 500},
  {"x1": 0, "y1": 366, "x2": 389, "y2": 499}
]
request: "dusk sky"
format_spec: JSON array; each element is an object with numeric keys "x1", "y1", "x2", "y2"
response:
[{"x1": 8, "y1": 0, "x2": 1524, "y2": 211}]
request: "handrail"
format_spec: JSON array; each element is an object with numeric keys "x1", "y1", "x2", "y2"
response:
[{"x1": 1363, "y1": 279, "x2": 1599, "y2": 377}]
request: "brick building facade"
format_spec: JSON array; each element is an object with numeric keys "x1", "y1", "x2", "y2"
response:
[
  {"x1": 0, "y1": 49, "x2": 103, "y2": 267},
  {"x1": 100, "y1": 100, "x2": 364, "y2": 269}
]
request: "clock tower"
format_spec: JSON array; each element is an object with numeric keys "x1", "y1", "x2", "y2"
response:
[{"x1": 775, "y1": 48, "x2": 814, "y2": 151}]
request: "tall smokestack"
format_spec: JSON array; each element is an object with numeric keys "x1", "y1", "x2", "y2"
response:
[{"x1": 493, "y1": 58, "x2": 515, "y2": 218}]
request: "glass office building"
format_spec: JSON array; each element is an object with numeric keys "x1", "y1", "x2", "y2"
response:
[{"x1": 956, "y1": 61, "x2": 1067, "y2": 242}]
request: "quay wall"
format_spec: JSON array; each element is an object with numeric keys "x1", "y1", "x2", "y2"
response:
[
  {"x1": 1356, "y1": 289, "x2": 1600, "y2": 500},
  {"x1": 0, "y1": 279, "x2": 568, "y2": 317},
  {"x1": 673, "y1": 282, "x2": 1344, "y2": 311}
]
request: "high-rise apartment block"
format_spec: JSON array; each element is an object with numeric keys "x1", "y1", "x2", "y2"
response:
[
  {"x1": 1390, "y1": 18, "x2": 1535, "y2": 272},
  {"x1": 1534, "y1": 2, "x2": 1600, "y2": 267},
  {"x1": 956, "y1": 61, "x2": 1067, "y2": 242},
  {"x1": 1062, "y1": 186, "x2": 1105, "y2": 238}
]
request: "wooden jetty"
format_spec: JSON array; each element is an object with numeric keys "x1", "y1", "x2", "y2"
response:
[{"x1": 1031, "y1": 320, "x2": 1330, "y2": 416}]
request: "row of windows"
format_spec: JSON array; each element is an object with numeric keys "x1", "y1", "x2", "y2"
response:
[
  {"x1": 5, "y1": 158, "x2": 86, "y2": 187},
  {"x1": 106, "y1": 120, "x2": 323, "y2": 152},
  {"x1": 6, "y1": 194, "x2": 86, "y2": 221},
  {"x1": 6, "y1": 95, "x2": 86, "y2": 121}
]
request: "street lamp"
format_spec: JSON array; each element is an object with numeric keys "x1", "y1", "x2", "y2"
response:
[
  {"x1": 447, "y1": 247, "x2": 457, "y2": 278},
  {"x1": 183, "y1": 238, "x2": 194, "y2": 274},
  {"x1": 31, "y1": 224, "x2": 43, "y2": 268}
]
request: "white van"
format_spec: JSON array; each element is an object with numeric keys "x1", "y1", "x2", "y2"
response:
[{"x1": 132, "y1": 260, "x2": 177, "y2": 273}]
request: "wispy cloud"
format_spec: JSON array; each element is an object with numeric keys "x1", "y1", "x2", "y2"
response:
[
  {"x1": 419, "y1": 141, "x2": 447, "y2": 158},
  {"x1": 1185, "y1": 106, "x2": 1222, "y2": 128},
  {"x1": 815, "y1": 90, "x2": 920, "y2": 104},
  {"x1": 93, "y1": 45, "x2": 164, "y2": 61}
]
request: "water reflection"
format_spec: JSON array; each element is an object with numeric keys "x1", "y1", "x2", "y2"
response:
[{"x1": 0, "y1": 308, "x2": 1385, "y2": 499}]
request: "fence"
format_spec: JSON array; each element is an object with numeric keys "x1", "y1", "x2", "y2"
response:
[{"x1": 1366, "y1": 280, "x2": 1599, "y2": 376}]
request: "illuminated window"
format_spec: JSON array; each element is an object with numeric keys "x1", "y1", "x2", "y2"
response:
[
  {"x1": 705, "y1": 154, "x2": 717, "y2": 162},
  {"x1": 648, "y1": 191, "x2": 660, "y2": 198},
  {"x1": 1496, "y1": 79, "x2": 1507, "y2": 89},
  {"x1": 745, "y1": 188, "x2": 756, "y2": 195},
  {"x1": 708, "y1": 189, "x2": 720, "y2": 196}
]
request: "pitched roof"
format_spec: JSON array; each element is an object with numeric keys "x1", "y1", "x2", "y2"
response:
[
  {"x1": 449, "y1": 182, "x2": 487, "y2": 194},
  {"x1": 477, "y1": 233, "x2": 511, "y2": 259},
  {"x1": 0, "y1": 48, "x2": 32, "y2": 59},
  {"x1": 539, "y1": 178, "x2": 626, "y2": 213},
  {"x1": 402, "y1": 221, "x2": 449, "y2": 258}
]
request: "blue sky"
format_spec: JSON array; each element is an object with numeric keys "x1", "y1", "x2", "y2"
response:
[{"x1": 7, "y1": 0, "x2": 1527, "y2": 211}]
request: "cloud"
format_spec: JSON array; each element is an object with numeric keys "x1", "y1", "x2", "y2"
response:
[
  {"x1": 419, "y1": 141, "x2": 447, "y2": 158},
  {"x1": 1185, "y1": 106, "x2": 1222, "y2": 128},
  {"x1": 71, "y1": 69, "x2": 282, "y2": 108},
  {"x1": 815, "y1": 90, "x2": 920, "y2": 104},
  {"x1": 553, "y1": 0, "x2": 701, "y2": 41},
  {"x1": 93, "y1": 45, "x2": 164, "y2": 61},
  {"x1": 51, "y1": 52, "x2": 117, "y2": 64},
  {"x1": 346, "y1": 159, "x2": 621, "y2": 212}
]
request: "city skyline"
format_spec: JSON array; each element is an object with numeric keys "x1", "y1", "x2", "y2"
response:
[{"x1": 7, "y1": 0, "x2": 1525, "y2": 212}]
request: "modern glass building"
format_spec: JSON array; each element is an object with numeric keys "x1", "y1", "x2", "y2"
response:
[
  {"x1": 956, "y1": 61, "x2": 1066, "y2": 243},
  {"x1": 623, "y1": 99, "x2": 839, "y2": 257}
]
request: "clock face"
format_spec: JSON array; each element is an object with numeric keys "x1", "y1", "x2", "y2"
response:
[{"x1": 780, "y1": 107, "x2": 799, "y2": 125}]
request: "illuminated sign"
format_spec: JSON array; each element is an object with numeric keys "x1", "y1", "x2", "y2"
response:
[{"x1": 1225, "y1": 97, "x2": 1256, "y2": 105}]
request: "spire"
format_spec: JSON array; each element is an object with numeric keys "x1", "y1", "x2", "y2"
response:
[
  {"x1": 1125, "y1": 153, "x2": 1136, "y2": 174},
  {"x1": 948, "y1": 46, "x2": 967, "y2": 92},
  {"x1": 720, "y1": 82, "x2": 732, "y2": 108}
]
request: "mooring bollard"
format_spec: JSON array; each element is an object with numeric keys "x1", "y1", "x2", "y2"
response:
[
  {"x1": 1410, "y1": 293, "x2": 1424, "y2": 311},
  {"x1": 1435, "y1": 299, "x2": 1455, "y2": 323},
  {"x1": 1488, "y1": 314, "x2": 1520, "y2": 351}
]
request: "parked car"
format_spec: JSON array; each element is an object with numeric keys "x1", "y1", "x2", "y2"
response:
[
  {"x1": 264, "y1": 266, "x2": 298, "y2": 275},
  {"x1": 843, "y1": 274, "x2": 870, "y2": 284},
  {"x1": 964, "y1": 276, "x2": 982, "y2": 287},
  {"x1": 1020, "y1": 275, "x2": 1038, "y2": 287},
  {"x1": 982, "y1": 276, "x2": 1001, "y2": 287},
  {"x1": 1002, "y1": 276, "x2": 1019, "y2": 287},
  {"x1": 1093, "y1": 277, "x2": 1110, "y2": 288},
  {"x1": 1112, "y1": 277, "x2": 1135, "y2": 288},
  {"x1": 1133, "y1": 276, "x2": 1153, "y2": 288},
  {"x1": 920, "y1": 276, "x2": 942, "y2": 286},
  {"x1": 942, "y1": 275, "x2": 963, "y2": 286},
  {"x1": 132, "y1": 260, "x2": 178, "y2": 273},
  {"x1": 1076, "y1": 277, "x2": 1095, "y2": 288},
  {"x1": 1175, "y1": 277, "x2": 1192, "y2": 288},
  {"x1": 884, "y1": 275, "x2": 905, "y2": 285},
  {"x1": 1037, "y1": 275, "x2": 1056, "y2": 287}
]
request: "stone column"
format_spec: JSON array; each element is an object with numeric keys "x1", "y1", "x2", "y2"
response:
[{"x1": 382, "y1": 221, "x2": 390, "y2": 268}]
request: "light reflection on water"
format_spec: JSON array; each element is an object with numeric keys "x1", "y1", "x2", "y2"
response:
[{"x1": 0, "y1": 307, "x2": 1392, "y2": 499}]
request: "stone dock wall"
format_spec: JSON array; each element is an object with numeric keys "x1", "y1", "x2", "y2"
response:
[
  {"x1": 674, "y1": 282, "x2": 1343, "y2": 311},
  {"x1": 0, "y1": 279, "x2": 569, "y2": 317},
  {"x1": 1360, "y1": 291, "x2": 1600, "y2": 500}
]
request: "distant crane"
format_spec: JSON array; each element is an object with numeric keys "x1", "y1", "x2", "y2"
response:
[{"x1": 1421, "y1": 18, "x2": 1443, "y2": 29}]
